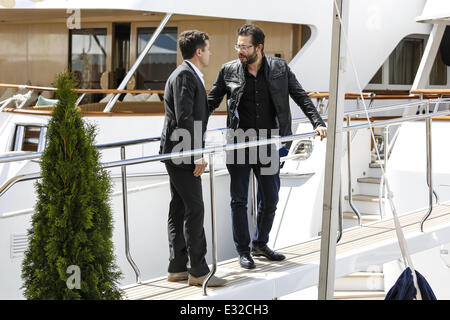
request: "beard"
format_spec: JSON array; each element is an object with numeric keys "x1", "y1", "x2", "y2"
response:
[{"x1": 239, "y1": 50, "x2": 258, "y2": 64}]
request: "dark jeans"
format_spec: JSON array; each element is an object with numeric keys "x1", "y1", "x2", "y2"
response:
[
  {"x1": 226, "y1": 146, "x2": 280, "y2": 255},
  {"x1": 165, "y1": 162, "x2": 210, "y2": 277}
]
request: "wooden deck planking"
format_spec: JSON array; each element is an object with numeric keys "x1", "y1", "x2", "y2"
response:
[{"x1": 121, "y1": 203, "x2": 450, "y2": 300}]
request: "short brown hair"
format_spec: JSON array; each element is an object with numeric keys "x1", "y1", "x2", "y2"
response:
[{"x1": 178, "y1": 30, "x2": 209, "y2": 60}]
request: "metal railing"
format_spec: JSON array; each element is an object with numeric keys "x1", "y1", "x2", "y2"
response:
[
  {"x1": 103, "y1": 13, "x2": 172, "y2": 113},
  {"x1": 1, "y1": 101, "x2": 449, "y2": 295}
]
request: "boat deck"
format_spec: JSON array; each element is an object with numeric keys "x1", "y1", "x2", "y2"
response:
[{"x1": 121, "y1": 202, "x2": 450, "y2": 300}]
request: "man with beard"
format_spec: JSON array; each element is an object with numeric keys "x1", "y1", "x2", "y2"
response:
[
  {"x1": 160, "y1": 30, "x2": 226, "y2": 287},
  {"x1": 208, "y1": 24, "x2": 327, "y2": 269}
]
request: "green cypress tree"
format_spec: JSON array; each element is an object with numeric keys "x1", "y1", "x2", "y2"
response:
[{"x1": 21, "y1": 72, "x2": 122, "y2": 299}]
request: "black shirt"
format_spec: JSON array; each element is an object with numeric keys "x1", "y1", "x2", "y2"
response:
[{"x1": 237, "y1": 59, "x2": 277, "y2": 135}]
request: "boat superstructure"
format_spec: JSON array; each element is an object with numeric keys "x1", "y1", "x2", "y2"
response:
[{"x1": 0, "y1": 0, "x2": 450, "y2": 300}]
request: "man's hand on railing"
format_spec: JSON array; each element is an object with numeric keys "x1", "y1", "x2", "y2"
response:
[{"x1": 193, "y1": 158, "x2": 208, "y2": 177}]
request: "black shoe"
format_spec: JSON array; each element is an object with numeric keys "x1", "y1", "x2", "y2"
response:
[
  {"x1": 239, "y1": 253, "x2": 256, "y2": 269},
  {"x1": 252, "y1": 245, "x2": 286, "y2": 261}
]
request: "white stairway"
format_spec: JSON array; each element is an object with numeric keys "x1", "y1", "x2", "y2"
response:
[{"x1": 335, "y1": 160, "x2": 387, "y2": 300}]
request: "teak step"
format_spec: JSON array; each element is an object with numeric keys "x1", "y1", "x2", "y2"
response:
[
  {"x1": 357, "y1": 177, "x2": 381, "y2": 184},
  {"x1": 341, "y1": 272, "x2": 384, "y2": 278},
  {"x1": 335, "y1": 272, "x2": 384, "y2": 291},
  {"x1": 343, "y1": 212, "x2": 380, "y2": 221},
  {"x1": 344, "y1": 194, "x2": 383, "y2": 202}
]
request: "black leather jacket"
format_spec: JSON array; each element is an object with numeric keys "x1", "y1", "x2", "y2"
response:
[{"x1": 208, "y1": 55, "x2": 325, "y2": 137}]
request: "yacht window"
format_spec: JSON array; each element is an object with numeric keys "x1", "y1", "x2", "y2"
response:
[
  {"x1": 113, "y1": 23, "x2": 131, "y2": 88},
  {"x1": 69, "y1": 28, "x2": 107, "y2": 103},
  {"x1": 369, "y1": 67, "x2": 383, "y2": 84},
  {"x1": 301, "y1": 25, "x2": 311, "y2": 48},
  {"x1": 430, "y1": 51, "x2": 447, "y2": 85},
  {"x1": 136, "y1": 27, "x2": 177, "y2": 91},
  {"x1": 12, "y1": 125, "x2": 47, "y2": 153}
]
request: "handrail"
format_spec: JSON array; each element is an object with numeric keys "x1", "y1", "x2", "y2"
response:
[
  {"x1": 120, "y1": 146, "x2": 141, "y2": 283},
  {"x1": 3, "y1": 108, "x2": 447, "y2": 200},
  {"x1": 346, "y1": 116, "x2": 362, "y2": 225},
  {"x1": 309, "y1": 92, "x2": 375, "y2": 99},
  {"x1": 411, "y1": 89, "x2": 450, "y2": 96},
  {"x1": 379, "y1": 123, "x2": 403, "y2": 221},
  {"x1": 0, "y1": 152, "x2": 43, "y2": 164},
  {"x1": 100, "y1": 107, "x2": 450, "y2": 293},
  {"x1": 103, "y1": 13, "x2": 173, "y2": 113},
  {"x1": 4, "y1": 84, "x2": 448, "y2": 108},
  {"x1": 422, "y1": 102, "x2": 434, "y2": 232},
  {"x1": 1, "y1": 83, "x2": 370, "y2": 99},
  {"x1": 96, "y1": 137, "x2": 161, "y2": 150},
  {"x1": 0, "y1": 83, "x2": 164, "y2": 95}
]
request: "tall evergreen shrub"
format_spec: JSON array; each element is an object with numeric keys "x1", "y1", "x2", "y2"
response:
[{"x1": 21, "y1": 72, "x2": 122, "y2": 299}]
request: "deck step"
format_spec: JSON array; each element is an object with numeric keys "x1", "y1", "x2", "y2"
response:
[
  {"x1": 344, "y1": 194, "x2": 383, "y2": 203},
  {"x1": 333, "y1": 290, "x2": 385, "y2": 300},
  {"x1": 335, "y1": 272, "x2": 384, "y2": 291},
  {"x1": 357, "y1": 177, "x2": 381, "y2": 184},
  {"x1": 355, "y1": 264, "x2": 384, "y2": 273},
  {"x1": 121, "y1": 204, "x2": 450, "y2": 300}
]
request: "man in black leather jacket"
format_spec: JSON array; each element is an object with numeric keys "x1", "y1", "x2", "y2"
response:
[{"x1": 208, "y1": 24, "x2": 327, "y2": 269}]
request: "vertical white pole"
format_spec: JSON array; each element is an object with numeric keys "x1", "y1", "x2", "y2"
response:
[{"x1": 411, "y1": 24, "x2": 445, "y2": 91}]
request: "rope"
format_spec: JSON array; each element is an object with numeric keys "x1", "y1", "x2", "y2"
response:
[
  {"x1": 0, "y1": 91, "x2": 32, "y2": 111},
  {"x1": 13, "y1": 91, "x2": 32, "y2": 108}
]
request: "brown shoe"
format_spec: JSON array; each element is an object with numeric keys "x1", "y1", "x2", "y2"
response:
[
  {"x1": 188, "y1": 274, "x2": 227, "y2": 287},
  {"x1": 167, "y1": 271, "x2": 189, "y2": 282}
]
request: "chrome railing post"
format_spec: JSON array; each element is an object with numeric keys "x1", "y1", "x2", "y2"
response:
[
  {"x1": 346, "y1": 116, "x2": 362, "y2": 225},
  {"x1": 378, "y1": 174, "x2": 385, "y2": 220},
  {"x1": 383, "y1": 126, "x2": 388, "y2": 174},
  {"x1": 103, "y1": 13, "x2": 172, "y2": 113},
  {"x1": 379, "y1": 125, "x2": 389, "y2": 219},
  {"x1": 120, "y1": 146, "x2": 142, "y2": 283},
  {"x1": 421, "y1": 101, "x2": 434, "y2": 232},
  {"x1": 203, "y1": 152, "x2": 218, "y2": 296},
  {"x1": 251, "y1": 170, "x2": 258, "y2": 227}
]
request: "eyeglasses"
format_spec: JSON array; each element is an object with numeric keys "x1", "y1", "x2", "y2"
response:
[{"x1": 234, "y1": 44, "x2": 253, "y2": 52}]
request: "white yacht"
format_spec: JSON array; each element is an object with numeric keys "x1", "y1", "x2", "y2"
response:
[{"x1": 0, "y1": 0, "x2": 450, "y2": 300}]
